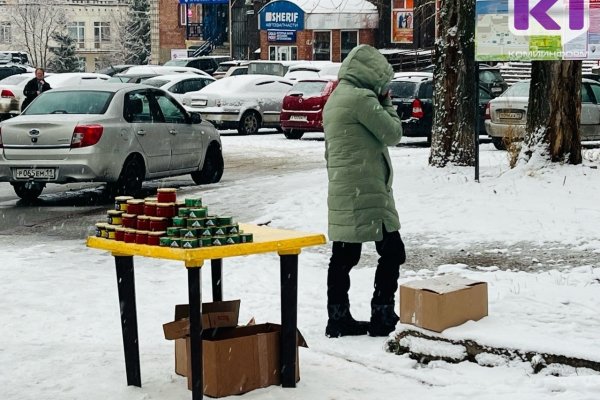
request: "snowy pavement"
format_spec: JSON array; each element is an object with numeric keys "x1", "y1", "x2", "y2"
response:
[{"x1": 1, "y1": 133, "x2": 599, "y2": 399}]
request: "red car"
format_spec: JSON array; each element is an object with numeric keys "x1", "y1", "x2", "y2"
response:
[{"x1": 279, "y1": 78, "x2": 338, "y2": 139}]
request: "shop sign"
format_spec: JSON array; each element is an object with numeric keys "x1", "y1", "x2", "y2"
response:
[
  {"x1": 267, "y1": 30, "x2": 296, "y2": 42},
  {"x1": 259, "y1": 0, "x2": 305, "y2": 31},
  {"x1": 391, "y1": 0, "x2": 414, "y2": 44}
]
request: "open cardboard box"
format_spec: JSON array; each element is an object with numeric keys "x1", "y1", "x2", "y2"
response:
[
  {"x1": 400, "y1": 275, "x2": 488, "y2": 333},
  {"x1": 163, "y1": 300, "x2": 241, "y2": 341},
  {"x1": 180, "y1": 323, "x2": 307, "y2": 397}
]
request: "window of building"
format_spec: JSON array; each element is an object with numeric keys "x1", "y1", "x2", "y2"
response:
[
  {"x1": 341, "y1": 31, "x2": 358, "y2": 61},
  {"x1": 94, "y1": 22, "x2": 111, "y2": 49},
  {"x1": 268, "y1": 46, "x2": 298, "y2": 61},
  {"x1": 0, "y1": 22, "x2": 11, "y2": 44},
  {"x1": 179, "y1": 4, "x2": 201, "y2": 26},
  {"x1": 68, "y1": 22, "x2": 85, "y2": 49},
  {"x1": 313, "y1": 31, "x2": 331, "y2": 61}
]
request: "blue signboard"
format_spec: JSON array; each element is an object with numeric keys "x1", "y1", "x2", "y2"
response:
[
  {"x1": 179, "y1": 0, "x2": 228, "y2": 4},
  {"x1": 259, "y1": 0, "x2": 305, "y2": 31},
  {"x1": 267, "y1": 30, "x2": 297, "y2": 42}
]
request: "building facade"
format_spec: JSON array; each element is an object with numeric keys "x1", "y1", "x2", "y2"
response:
[{"x1": 0, "y1": 0, "x2": 131, "y2": 71}]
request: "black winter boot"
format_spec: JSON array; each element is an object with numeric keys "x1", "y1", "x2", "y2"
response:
[
  {"x1": 325, "y1": 304, "x2": 369, "y2": 338},
  {"x1": 368, "y1": 304, "x2": 400, "y2": 337}
]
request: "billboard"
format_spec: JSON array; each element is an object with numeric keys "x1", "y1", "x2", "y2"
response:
[
  {"x1": 475, "y1": 0, "x2": 600, "y2": 60},
  {"x1": 391, "y1": 0, "x2": 414, "y2": 44}
]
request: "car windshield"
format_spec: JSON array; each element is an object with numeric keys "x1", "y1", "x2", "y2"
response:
[
  {"x1": 479, "y1": 70, "x2": 503, "y2": 84},
  {"x1": 164, "y1": 59, "x2": 188, "y2": 67},
  {"x1": 108, "y1": 76, "x2": 129, "y2": 83},
  {"x1": 144, "y1": 79, "x2": 169, "y2": 88},
  {"x1": 388, "y1": 81, "x2": 417, "y2": 98},
  {"x1": 292, "y1": 81, "x2": 328, "y2": 97},
  {"x1": 0, "y1": 74, "x2": 30, "y2": 85},
  {"x1": 23, "y1": 91, "x2": 114, "y2": 115},
  {"x1": 502, "y1": 82, "x2": 530, "y2": 97}
]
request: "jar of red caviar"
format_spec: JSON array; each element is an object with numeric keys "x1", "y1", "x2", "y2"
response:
[
  {"x1": 135, "y1": 230, "x2": 149, "y2": 245},
  {"x1": 144, "y1": 201, "x2": 157, "y2": 217},
  {"x1": 156, "y1": 202, "x2": 177, "y2": 218},
  {"x1": 115, "y1": 227, "x2": 127, "y2": 241},
  {"x1": 122, "y1": 213, "x2": 137, "y2": 229},
  {"x1": 147, "y1": 231, "x2": 164, "y2": 246},
  {"x1": 149, "y1": 216, "x2": 168, "y2": 232},
  {"x1": 126, "y1": 199, "x2": 145, "y2": 215},
  {"x1": 137, "y1": 215, "x2": 150, "y2": 231},
  {"x1": 157, "y1": 188, "x2": 177, "y2": 203},
  {"x1": 124, "y1": 229, "x2": 137, "y2": 243}
]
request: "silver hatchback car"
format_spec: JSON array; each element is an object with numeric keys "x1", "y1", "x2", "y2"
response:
[{"x1": 0, "y1": 83, "x2": 223, "y2": 200}]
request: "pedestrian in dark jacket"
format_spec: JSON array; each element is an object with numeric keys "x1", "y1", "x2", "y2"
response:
[
  {"x1": 323, "y1": 44, "x2": 406, "y2": 338},
  {"x1": 21, "y1": 67, "x2": 51, "y2": 111}
]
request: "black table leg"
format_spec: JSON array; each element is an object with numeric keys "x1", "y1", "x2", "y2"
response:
[
  {"x1": 115, "y1": 255, "x2": 141, "y2": 387},
  {"x1": 280, "y1": 254, "x2": 298, "y2": 388},
  {"x1": 210, "y1": 259, "x2": 223, "y2": 302},
  {"x1": 187, "y1": 267, "x2": 203, "y2": 400}
]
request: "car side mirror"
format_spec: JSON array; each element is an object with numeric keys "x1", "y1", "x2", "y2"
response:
[{"x1": 190, "y1": 112, "x2": 202, "y2": 124}]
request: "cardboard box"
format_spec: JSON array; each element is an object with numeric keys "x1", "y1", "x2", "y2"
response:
[
  {"x1": 400, "y1": 275, "x2": 488, "y2": 333},
  {"x1": 181, "y1": 323, "x2": 307, "y2": 397},
  {"x1": 163, "y1": 300, "x2": 240, "y2": 340}
]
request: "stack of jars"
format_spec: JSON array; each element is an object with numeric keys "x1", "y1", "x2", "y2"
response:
[
  {"x1": 94, "y1": 188, "x2": 253, "y2": 248},
  {"x1": 94, "y1": 188, "x2": 181, "y2": 246}
]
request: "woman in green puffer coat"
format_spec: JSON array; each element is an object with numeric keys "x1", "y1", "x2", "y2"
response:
[{"x1": 323, "y1": 44, "x2": 406, "y2": 338}]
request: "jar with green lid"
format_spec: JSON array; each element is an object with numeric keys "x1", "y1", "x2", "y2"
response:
[
  {"x1": 169, "y1": 238, "x2": 182, "y2": 248},
  {"x1": 167, "y1": 226, "x2": 181, "y2": 237},
  {"x1": 240, "y1": 233, "x2": 254, "y2": 243},
  {"x1": 180, "y1": 228, "x2": 199, "y2": 238},
  {"x1": 225, "y1": 234, "x2": 240, "y2": 244},
  {"x1": 172, "y1": 216, "x2": 187, "y2": 227},
  {"x1": 211, "y1": 235, "x2": 226, "y2": 246},
  {"x1": 213, "y1": 226, "x2": 227, "y2": 236},
  {"x1": 199, "y1": 227, "x2": 214, "y2": 237},
  {"x1": 217, "y1": 216, "x2": 233, "y2": 226},
  {"x1": 181, "y1": 238, "x2": 199, "y2": 248},
  {"x1": 185, "y1": 198, "x2": 203, "y2": 207},
  {"x1": 188, "y1": 207, "x2": 208, "y2": 218},
  {"x1": 199, "y1": 237, "x2": 212, "y2": 247},
  {"x1": 187, "y1": 218, "x2": 205, "y2": 228}
]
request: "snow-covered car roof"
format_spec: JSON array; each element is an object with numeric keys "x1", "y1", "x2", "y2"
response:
[{"x1": 198, "y1": 74, "x2": 293, "y2": 94}]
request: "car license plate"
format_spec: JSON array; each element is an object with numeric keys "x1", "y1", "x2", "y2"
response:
[
  {"x1": 491, "y1": 87, "x2": 503, "y2": 93},
  {"x1": 290, "y1": 115, "x2": 307, "y2": 121},
  {"x1": 15, "y1": 168, "x2": 56, "y2": 179},
  {"x1": 498, "y1": 112, "x2": 522, "y2": 119}
]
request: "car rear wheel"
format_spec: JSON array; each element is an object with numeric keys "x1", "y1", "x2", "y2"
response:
[
  {"x1": 107, "y1": 156, "x2": 145, "y2": 197},
  {"x1": 491, "y1": 137, "x2": 506, "y2": 150},
  {"x1": 284, "y1": 130, "x2": 304, "y2": 140},
  {"x1": 191, "y1": 144, "x2": 224, "y2": 185},
  {"x1": 238, "y1": 111, "x2": 260, "y2": 135},
  {"x1": 12, "y1": 182, "x2": 44, "y2": 201}
]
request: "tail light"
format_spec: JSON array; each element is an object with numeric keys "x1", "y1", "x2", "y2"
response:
[
  {"x1": 485, "y1": 102, "x2": 491, "y2": 120},
  {"x1": 71, "y1": 124, "x2": 103, "y2": 148},
  {"x1": 411, "y1": 99, "x2": 424, "y2": 119},
  {"x1": 1, "y1": 89, "x2": 15, "y2": 98}
]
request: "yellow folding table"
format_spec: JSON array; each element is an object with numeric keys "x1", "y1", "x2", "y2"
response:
[{"x1": 87, "y1": 223, "x2": 326, "y2": 400}]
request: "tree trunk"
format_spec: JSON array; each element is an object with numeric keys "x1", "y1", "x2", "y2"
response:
[
  {"x1": 520, "y1": 61, "x2": 582, "y2": 165},
  {"x1": 429, "y1": 0, "x2": 476, "y2": 167}
]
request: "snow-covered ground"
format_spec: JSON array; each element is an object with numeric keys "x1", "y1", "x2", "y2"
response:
[{"x1": 1, "y1": 133, "x2": 599, "y2": 399}]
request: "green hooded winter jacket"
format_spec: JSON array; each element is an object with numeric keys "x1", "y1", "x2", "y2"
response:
[{"x1": 323, "y1": 45, "x2": 403, "y2": 243}]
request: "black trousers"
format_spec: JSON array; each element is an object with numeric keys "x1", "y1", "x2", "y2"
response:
[{"x1": 327, "y1": 228, "x2": 406, "y2": 307}]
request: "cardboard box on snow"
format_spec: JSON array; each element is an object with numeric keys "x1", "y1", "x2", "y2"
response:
[
  {"x1": 163, "y1": 300, "x2": 240, "y2": 376},
  {"x1": 400, "y1": 275, "x2": 488, "y2": 333},
  {"x1": 179, "y1": 323, "x2": 307, "y2": 397},
  {"x1": 163, "y1": 300, "x2": 240, "y2": 341}
]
